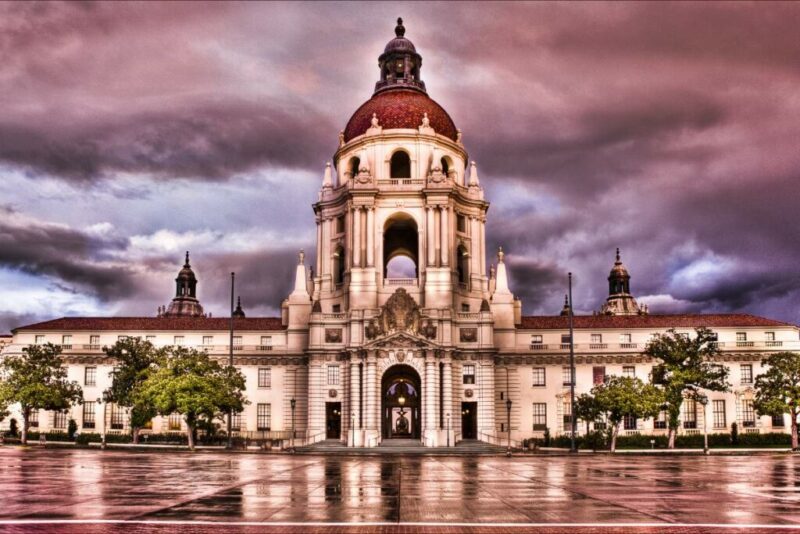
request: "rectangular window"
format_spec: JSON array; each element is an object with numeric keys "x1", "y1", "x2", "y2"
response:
[
  {"x1": 82, "y1": 402, "x2": 96, "y2": 429},
  {"x1": 260, "y1": 336, "x2": 272, "y2": 347},
  {"x1": 740, "y1": 364, "x2": 753, "y2": 385},
  {"x1": 713, "y1": 400, "x2": 726, "y2": 429},
  {"x1": 736, "y1": 332, "x2": 747, "y2": 342},
  {"x1": 772, "y1": 414, "x2": 785, "y2": 427},
  {"x1": 173, "y1": 336, "x2": 184, "y2": 346},
  {"x1": 90, "y1": 335, "x2": 100, "y2": 348},
  {"x1": 619, "y1": 333, "x2": 632, "y2": 344},
  {"x1": 592, "y1": 366, "x2": 606, "y2": 385},
  {"x1": 35, "y1": 335, "x2": 45, "y2": 345},
  {"x1": 532, "y1": 403, "x2": 547, "y2": 430},
  {"x1": 461, "y1": 303, "x2": 470, "y2": 312},
  {"x1": 457, "y1": 214, "x2": 466, "y2": 233},
  {"x1": 110, "y1": 404, "x2": 125, "y2": 430},
  {"x1": 29, "y1": 410, "x2": 39, "y2": 428},
  {"x1": 233, "y1": 336, "x2": 243, "y2": 349},
  {"x1": 563, "y1": 401, "x2": 572, "y2": 425},
  {"x1": 531, "y1": 334, "x2": 543, "y2": 345},
  {"x1": 257, "y1": 403, "x2": 271, "y2": 431},
  {"x1": 145, "y1": 335, "x2": 156, "y2": 343},
  {"x1": 258, "y1": 367, "x2": 272, "y2": 388},
  {"x1": 623, "y1": 414, "x2": 637, "y2": 430},
  {"x1": 561, "y1": 334, "x2": 572, "y2": 344},
  {"x1": 532, "y1": 367, "x2": 546, "y2": 387},
  {"x1": 231, "y1": 411, "x2": 243, "y2": 431},
  {"x1": 84, "y1": 366, "x2": 97, "y2": 387},
  {"x1": 742, "y1": 399, "x2": 756, "y2": 427},
  {"x1": 54, "y1": 411, "x2": 67, "y2": 429},
  {"x1": 622, "y1": 366, "x2": 636, "y2": 378},
  {"x1": 332, "y1": 304, "x2": 342, "y2": 313},
  {"x1": 61, "y1": 335, "x2": 72, "y2": 347},
  {"x1": 202, "y1": 336, "x2": 213, "y2": 346},
  {"x1": 562, "y1": 366, "x2": 575, "y2": 386},
  {"x1": 336, "y1": 215, "x2": 345, "y2": 234},
  {"x1": 463, "y1": 364, "x2": 476, "y2": 385},
  {"x1": 168, "y1": 413, "x2": 182, "y2": 431},
  {"x1": 765, "y1": 332, "x2": 776, "y2": 342},
  {"x1": 683, "y1": 399, "x2": 697, "y2": 429},
  {"x1": 327, "y1": 365, "x2": 340, "y2": 386},
  {"x1": 591, "y1": 333, "x2": 602, "y2": 344},
  {"x1": 117, "y1": 335, "x2": 127, "y2": 341},
  {"x1": 654, "y1": 410, "x2": 667, "y2": 429}
]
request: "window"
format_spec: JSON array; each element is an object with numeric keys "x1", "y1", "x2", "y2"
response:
[
  {"x1": 532, "y1": 403, "x2": 547, "y2": 431},
  {"x1": 336, "y1": 215, "x2": 345, "y2": 234},
  {"x1": 532, "y1": 368, "x2": 546, "y2": 387},
  {"x1": 61, "y1": 335, "x2": 72, "y2": 347},
  {"x1": 623, "y1": 414, "x2": 637, "y2": 430},
  {"x1": 231, "y1": 411, "x2": 243, "y2": 431},
  {"x1": 257, "y1": 403, "x2": 271, "y2": 431},
  {"x1": 117, "y1": 335, "x2": 127, "y2": 341},
  {"x1": 84, "y1": 366, "x2": 97, "y2": 387},
  {"x1": 654, "y1": 410, "x2": 667, "y2": 429},
  {"x1": 740, "y1": 364, "x2": 753, "y2": 385},
  {"x1": 561, "y1": 334, "x2": 572, "y2": 344},
  {"x1": 111, "y1": 404, "x2": 125, "y2": 430},
  {"x1": 54, "y1": 411, "x2": 67, "y2": 429},
  {"x1": 736, "y1": 332, "x2": 747, "y2": 342},
  {"x1": 461, "y1": 303, "x2": 470, "y2": 312},
  {"x1": 623, "y1": 366, "x2": 636, "y2": 378},
  {"x1": 562, "y1": 366, "x2": 575, "y2": 386},
  {"x1": 145, "y1": 335, "x2": 156, "y2": 343},
  {"x1": 563, "y1": 401, "x2": 572, "y2": 425},
  {"x1": 765, "y1": 331, "x2": 775, "y2": 341},
  {"x1": 260, "y1": 336, "x2": 273, "y2": 349},
  {"x1": 174, "y1": 336, "x2": 184, "y2": 346},
  {"x1": 168, "y1": 413, "x2": 182, "y2": 431},
  {"x1": 35, "y1": 335, "x2": 45, "y2": 345},
  {"x1": 82, "y1": 402, "x2": 96, "y2": 429},
  {"x1": 742, "y1": 399, "x2": 756, "y2": 427},
  {"x1": 332, "y1": 304, "x2": 342, "y2": 313},
  {"x1": 327, "y1": 365, "x2": 340, "y2": 386},
  {"x1": 202, "y1": 336, "x2": 214, "y2": 346},
  {"x1": 463, "y1": 364, "x2": 476, "y2": 385},
  {"x1": 772, "y1": 414, "x2": 785, "y2": 427},
  {"x1": 258, "y1": 367, "x2": 271, "y2": 388},
  {"x1": 713, "y1": 400, "x2": 726, "y2": 429},
  {"x1": 619, "y1": 333, "x2": 632, "y2": 344},
  {"x1": 531, "y1": 335, "x2": 543, "y2": 345},
  {"x1": 592, "y1": 366, "x2": 606, "y2": 385},
  {"x1": 334, "y1": 246, "x2": 345, "y2": 285},
  {"x1": 594, "y1": 417, "x2": 607, "y2": 431},
  {"x1": 683, "y1": 399, "x2": 697, "y2": 429},
  {"x1": 651, "y1": 365, "x2": 667, "y2": 385},
  {"x1": 390, "y1": 151, "x2": 411, "y2": 178},
  {"x1": 591, "y1": 334, "x2": 602, "y2": 344},
  {"x1": 457, "y1": 214, "x2": 466, "y2": 233},
  {"x1": 90, "y1": 335, "x2": 100, "y2": 348},
  {"x1": 29, "y1": 410, "x2": 39, "y2": 428},
  {"x1": 233, "y1": 336, "x2": 243, "y2": 349}
]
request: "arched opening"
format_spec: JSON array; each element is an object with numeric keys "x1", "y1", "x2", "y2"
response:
[
  {"x1": 457, "y1": 245, "x2": 469, "y2": 286},
  {"x1": 333, "y1": 245, "x2": 345, "y2": 286},
  {"x1": 381, "y1": 364, "x2": 421, "y2": 440},
  {"x1": 383, "y1": 214, "x2": 418, "y2": 280},
  {"x1": 348, "y1": 157, "x2": 360, "y2": 179},
  {"x1": 390, "y1": 151, "x2": 411, "y2": 179},
  {"x1": 441, "y1": 157, "x2": 449, "y2": 177}
]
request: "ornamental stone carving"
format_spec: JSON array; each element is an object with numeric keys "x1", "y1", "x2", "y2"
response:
[{"x1": 365, "y1": 288, "x2": 423, "y2": 339}]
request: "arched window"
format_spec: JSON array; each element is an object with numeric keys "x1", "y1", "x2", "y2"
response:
[
  {"x1": 457, "y1": 245, "x2": 469, "y2": 285},
  {"x1": 390, "y1": 151, "x2": 411, "y2": 179},
  {"x1": 383, "y1": 213, "x2": 419, "y2": 280},
  {"x1": 441, "y1": 157, "x2": 449, "y2": 177},
  {"x1": 349, "y1": 157, "x2": 360, "y2": 179},
  {"x1": 333, "y1": 246, "x2": 345, "y2": 286}
]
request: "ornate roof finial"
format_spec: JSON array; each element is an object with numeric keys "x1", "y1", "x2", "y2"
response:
[
  {"x1": 184, "y1": 250, "x2": 190, "y2": 266},
  {"x1": 395, "y1": 17, "x2": 405, "y2": 37},
  {"x1": 299, "y1": 249, "x2": 305, "y2": 265},
  {"x1": 497, "y1": 246, "x2": 505, "y2": 263},
  {"x1": 233, "y1": 296, "x2": 246, "y2": 318},
  {"x1": 616, "y1": 247, "x2": 621, "y2": 263}
]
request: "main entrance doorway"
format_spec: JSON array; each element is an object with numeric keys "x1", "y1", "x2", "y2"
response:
[
  {"x1": 462, "y1": 402, "x2": 477, "y2": 440},
  {"x1": 326, "y1": 402, "x2": 341, "y2": 439},
  {"x1": 381, "y1": 365, "x2": 421, "y2": 440}
]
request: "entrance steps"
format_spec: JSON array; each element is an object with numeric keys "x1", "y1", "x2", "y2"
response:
[{"x1": 295, "y1": 438, "x2": 505, "y2": 455}]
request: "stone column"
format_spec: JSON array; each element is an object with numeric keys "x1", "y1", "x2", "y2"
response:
[
  {"x1": 425, "y1": 351, "x2": 436, "y2": 442},
  {"x1": 349, "y1": 358, "x2": 361, "y2": 445},
  {"x1": 322, "y1": 218, "x2": 331, "y2": 276},
  {"x1": 479, "y1": 216, "x2": 486, "y2": 276},
  {"x1": 316, "y1": 219, "x2": 322, "y2": 276},
  {"x1": 440, "y1": 206, "x2": 449, "y2": 267},
  {"x1": 470, "y1": 216, "x2": 479, "y2": 279},
  {"x1": 426, "y1": 206, "x2": 436, "y2": 267},
  {"x1": 353, "y1": 206, "x2": 362, "y2": 268},
  {"x1": 366, "y1": 207, "x2": 375, "y2": 268},
  {"x1": 443, "y1": 356, "x2": 453, "y2": 440},
  {"x1": 366, "y1": 351, "x2": 377, "y2": 434}
]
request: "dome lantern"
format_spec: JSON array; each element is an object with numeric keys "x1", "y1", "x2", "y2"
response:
[{"x1": 375, "y1": 18, "x2": 425, "y2": 95}]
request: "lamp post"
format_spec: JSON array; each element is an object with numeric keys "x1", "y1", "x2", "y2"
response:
[
  {"x1": 97, "y1": 397, "x2": 107, "y2": 450},
  {"x1": 506, "y1": 398, "x2": 513, "y2": 457},
  {"x1": 351, "y1": 412, "x2": 356, "y2": 448},
  {"x1": 568, "y1": 272, "x2": 577, "y2": 453},
  {"x1": 290, "y1": 397, "x2": 296, "y2": 452},
  {"x1": 446, "y1": 412, "x2": 451, "y2": 447},
  {"x1": 227, "y1": 272, "x2": 235, "y2": 450},
  {"x1": 698, "y1": 393, "x2": 709, "y2": 455}
]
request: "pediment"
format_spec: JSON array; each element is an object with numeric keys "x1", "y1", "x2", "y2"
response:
[{"x1": 363, "y1": 330, "x2": 437, "y2": 350}]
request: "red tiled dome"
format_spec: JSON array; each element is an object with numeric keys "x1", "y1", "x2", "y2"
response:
[{"x1": 343, "y1": 89, "x2": 458, "y2": 142}]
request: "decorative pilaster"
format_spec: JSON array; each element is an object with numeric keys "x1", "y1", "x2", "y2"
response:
[
  {"x1": 366, "y1": 351, "x2": 378, "y2": 432},
  {"x1": 353, "y1": 207, "x2": 362, "y2": 268},
  {"x1": 366, "y1": 207, "x2": 375, "y2": 267},
  {"x1": 440, "y1": 205, "x2": 449, "y2": 266},
  {"x1": 426, "y1": 207, "x2": 436, "y2": 267}
]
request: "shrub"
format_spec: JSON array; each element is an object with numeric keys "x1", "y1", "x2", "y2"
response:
[
  {"x1": 9, "y1": 419, "x2": 18, "y2": 437},
  {"x1": 731, "y1": 422, "x2": 739, "y2": 445},
  {"x1": 67, "y1": 419, "x2": 77, "y2": 440},
  {"x1": 543, "y1": 427, "x2": 551, "y2": 447}
]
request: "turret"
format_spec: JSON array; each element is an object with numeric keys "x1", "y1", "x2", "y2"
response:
[
  {"x1": 599, "y1": 248, "x2": 647, "y2": 316},
  {"x1": 163, "y1": 251, "x2": 204, "y2": 317}
]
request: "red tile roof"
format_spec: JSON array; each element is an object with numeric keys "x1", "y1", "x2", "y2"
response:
[
  {"x1": 519, "y1": 314, "x2": 794, "y2": 330},
  {"x1": 12, "y1": 317, "x2": 286, "y2": 333}
]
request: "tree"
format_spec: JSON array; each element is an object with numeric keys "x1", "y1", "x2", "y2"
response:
[
  {"x1": 0, "y1": 344, "x2": 83, "y2": 444},
  {"x1": 753, "y1": 351, "x2": 800, "y2": 451},
  {"x1": 141, "y1": 347, "x2": 247, "y2": 450},
  {"x1": 574, "y1": 393, "x2": 603, "y2": 436},
  {"x1": 592, "y1": 375, "x2": 664, "y2": 452},
  {"x1": 644, "y1": 328, "x2": 729, "y2": 448},
  {"x1": 103, "y1": 337, "x2": 163, "y2": 444}
]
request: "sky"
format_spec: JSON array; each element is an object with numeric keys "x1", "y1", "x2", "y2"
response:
[{"x1": 1, "y1": 1, "x2": 799, "y2": 333}]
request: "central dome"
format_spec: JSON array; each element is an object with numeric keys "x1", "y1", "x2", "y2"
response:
[{"x1": 343, "y1": 89, "x2": 458, "y2": 142}]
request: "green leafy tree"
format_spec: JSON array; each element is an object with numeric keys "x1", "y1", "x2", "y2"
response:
[
  {"x1": 753, "y1": 352, "x2": 800, "y2": 450},
  {"x1": 574, "y1": 393, "x2": 603, "y2": 436},
  {"x1": 593, "y1": 376, "x2": 664, "y2": 452},
  {"x1": 141, "y1": 347, "x2": 247, "y2": 450},
  {"x1": 103, "y1": 337, "x2": 163, "y2": 444},
  {"x1": 0, "y1": 344, "x2": 83, "y2": 444},
  {"x1": 644, "y1": 328, "x2": 729, "y2": 448}
]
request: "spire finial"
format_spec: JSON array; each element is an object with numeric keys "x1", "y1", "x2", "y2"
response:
[
  {"x1": 299, "y1": 249, "x2": 305, "y2": 265},
  {"x1": 497, "y1": 246, "x2": 505, "y2": 263},
  {"x1": 184, "y1": 251, "x2": 190, "y2": 266},
  {"x1": 395, "y1": 17, "x2": 405, "y2": 37},
  {"x1": 616, "y1": 247, "x2": 621, "y2": 262},
  {"x1": 564, "y1": 294, "x2": 569, "y2": 306}
]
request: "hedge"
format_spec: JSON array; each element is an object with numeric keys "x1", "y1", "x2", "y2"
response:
[{"x1": 523, "y1": 431, "x2": 791, "y2": 450}]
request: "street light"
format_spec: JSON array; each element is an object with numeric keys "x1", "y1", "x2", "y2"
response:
[
  {"x1": 97, "y1": 397, "x2": 107, "y2": 450},
  {"x1": 351, "y1": 411, "x2": 356, "y2": 448},
  {"x1": 446, "y1": 412, "x2": 451, "y2": 447},
  {"x1": 506, "y1": 398, "x2": 513, "y2": 457},
  {"x1": 290, "y1": 397, "x2": 296, "y2": 452}
]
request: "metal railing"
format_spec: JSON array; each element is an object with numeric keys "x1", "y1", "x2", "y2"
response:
[
  {"x1": 384, "y1": 278, "x2": 418, "y2": 286},
  {"x1": 478, "y1": 431, "x2": 522, "y2": 449}
]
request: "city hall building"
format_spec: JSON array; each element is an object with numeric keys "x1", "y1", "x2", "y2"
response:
[{"x1": 3, "y1": 20, "x2": 798, "y2": 447}]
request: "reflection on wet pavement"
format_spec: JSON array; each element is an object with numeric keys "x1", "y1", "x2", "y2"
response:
[{"x1": 1, "y1": 448, "x2": 800, "y2": 529}]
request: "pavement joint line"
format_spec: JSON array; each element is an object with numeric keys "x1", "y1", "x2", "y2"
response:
[
  {"x1": 480, "y1": 459, "x2": 676, "y2": 525},
  {"x1": 1, "y1": 520, "x2": 800, "y2": 529}
]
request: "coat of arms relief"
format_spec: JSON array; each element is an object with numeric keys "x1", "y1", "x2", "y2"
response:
[{"x1": 365, "y1": 288, "x2": 437, "y2": 340}]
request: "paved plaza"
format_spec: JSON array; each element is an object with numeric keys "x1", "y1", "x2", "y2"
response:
[{"x1": 1, "y1": 448, "x2": 800, "y2": 533}]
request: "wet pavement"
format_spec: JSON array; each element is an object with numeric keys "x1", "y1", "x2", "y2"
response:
[{"x1": 1, "y1": 448, "x2": 799, "y2": 533}]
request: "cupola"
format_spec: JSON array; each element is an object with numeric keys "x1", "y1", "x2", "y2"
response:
[{"x1": 163, "y1": 251, "x2": 205, "y2": 317}]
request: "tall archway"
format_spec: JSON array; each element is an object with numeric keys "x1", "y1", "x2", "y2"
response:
[
  {"x1": 383, "y1": 213, "x2": 418, "y2": 279},
  {"x1": 390, "y1": 151, "x2": 411, "y2": 178},
  {"x1": 381, "y1": 364, "x2": 422, "y2": 440}
]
